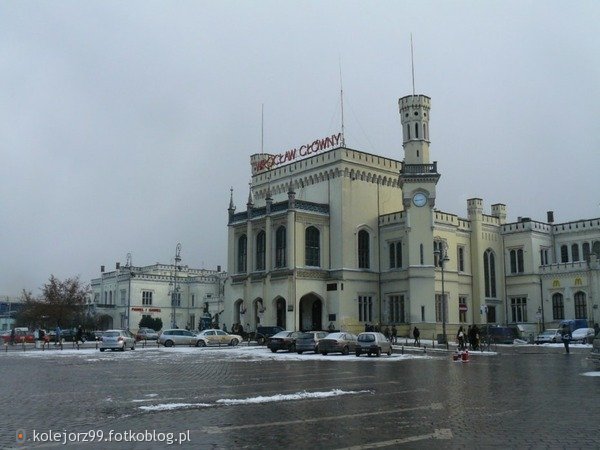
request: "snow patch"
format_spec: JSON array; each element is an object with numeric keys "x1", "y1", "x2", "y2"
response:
[
  {"x1": 216, "y1": 389, "x2": 370, "y2": 405},
  {"x1": 139, "y1": 403, "x2": 212, "y2": 411},
  {"x1": 581, "y1": 371, "x2": 600, "y2": 377}
]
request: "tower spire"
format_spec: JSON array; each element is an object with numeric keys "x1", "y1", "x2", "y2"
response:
[{"x1": 246, "y1": 181, "x2": 254, "y2": 206}]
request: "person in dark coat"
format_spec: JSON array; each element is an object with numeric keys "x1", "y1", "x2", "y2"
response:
[
  {"x1": 413, "y1": 326, "x2": 420, "y2": 347},
  {"x1": 76, "y1": 325, "x2": 83, "y2": 344},
  {"x1": 391, "y1": 325, "x2": 398, "y2": 344},
  {"x1": 561, "y1": 324, "x2": 571, "y2": 354},
  {"x1": 456, "y1": 326, "x2": 466, "y2": 350}
]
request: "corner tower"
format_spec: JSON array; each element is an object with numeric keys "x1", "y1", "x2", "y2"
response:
[{"x1": 399, "y1": 94, "x2": 431, "y2": 165}]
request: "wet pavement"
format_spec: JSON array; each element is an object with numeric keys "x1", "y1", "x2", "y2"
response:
[{"x1": 1, "y1": 345, "x2": 598, "y2": 449}]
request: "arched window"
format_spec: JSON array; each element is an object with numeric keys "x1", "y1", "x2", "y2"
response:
[
  {"x1": 237, "y1": 235, "x2": 247, "y2": 273},
  {"x1": 552, "y1": 293, "x2": 564, "y2": 320},
  {"x1": 358, "y1": 230, "x2": 370, "y2": 269},
  {"x1": 583, "y1": 242, "x2": 591, "y2": 262},
  {"x1": 593, "y1": 241, "x2": 600, "y2": 258},
  {"x1": 484, "y1": 249, "x2": 496, "y2": 298},
  {"x1": 407, "y1": 124, "x2": 410, "y2": 140},
  {"x1": 574, "y1": 291, "x2": 587, "y2": 319},
  {"x1": 560, "y1": 245, "x2": 568, "y2": 263},
  {"x1": 256, "y1": 231, "x2": 266, "y2": 271},
  {"x1": 510, "y1": 248, "x2": 524, "y2": 274},
  {"x1": 419, "y1": 244, "x2": 424, "y2": 265},
  {"x1": 305, "y1": 226, "x2": 320, "y2": 267},
  {"x1": 423, "y1": 123, "x2": 428, "y2": 140},
  {"x1": 571, "y1": 244, "x2": 579, "y2": 262},
  {"x1": 414, "y1": 123, "x2": 419, "y2": 139},
  {"x1": 275, "y1": 226, "x2": 286, "y2": 268}
]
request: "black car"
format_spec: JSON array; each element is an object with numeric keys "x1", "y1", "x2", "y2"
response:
[
  {"x1": 267, "y1": 331, "x2": 303, "y2": 353},
  {"x1": 255, "y1": 326, "x2": 285, "y2": 345}
]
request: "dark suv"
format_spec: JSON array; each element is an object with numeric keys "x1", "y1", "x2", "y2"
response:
[{"x1": 255, "y1": 326, "x2": 285, "y2": 345}]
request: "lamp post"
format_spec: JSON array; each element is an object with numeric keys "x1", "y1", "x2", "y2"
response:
[
  {"x1": 171, "y1": 243, "x2": 182, "y2": 329},
  {"x1": 434, "y1": 247, "x2": 450, "y2": 349}
]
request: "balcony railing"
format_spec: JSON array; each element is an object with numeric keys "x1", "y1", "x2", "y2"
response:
[{"x1": 400, "y1": 162, "x2": 438, "y2": 175}]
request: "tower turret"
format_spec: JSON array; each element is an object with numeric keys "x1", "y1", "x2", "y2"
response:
[{"x1": 399, "y1": 95, "x2": 431, "y2": 165}]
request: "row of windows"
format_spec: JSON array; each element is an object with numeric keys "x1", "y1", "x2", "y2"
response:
[
  {"x1": 552, "y1": 292, "x2": 587, "y2": 320},
  {"x1": 560, "y1": 241, "x2": 600, "y2": 263},
  {"x1": 405, "y1": 122, "x2": 429, "y2": 141}
]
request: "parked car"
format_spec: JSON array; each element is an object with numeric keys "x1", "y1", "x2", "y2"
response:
[
  {"x1": 267, "y1": 331, "x2": 304, "y2": 353},
  {"x1": 534, "y1": 329, "x2": 562, "y2": 344},
  {"x1": 255, "y1": 326, "x2": 285, "y2": 345},
  {"x1": 296, "y1": 331, "x2": 328, "y2": 354},
  {"x1": 318, "y1": 332, "x2": 359, "y2": 355},
  {"x1": 196, "y1": 329, "x2": 242, "y2": 346},
  {"x1": 479, "y1": 326, "x2": 519, "y2": 344},
  {"x1": 158, "y1": 329, "x2": 201, "y2": 347},
  {"x1": 100, "y1": 329, "x2": 136, "y2": 352},
  {"x1": 570, "y1": 328, "x2": 596, "y2": 344},
  {"x1": 355, "y1": 332, "x2": 392, "y2": 357},
  {"x1": 136, "y1": 328, "x2": 159, "y2": 341},
  {"x1": 1, "y1": 329, "x2": 35, "y2": 344}
]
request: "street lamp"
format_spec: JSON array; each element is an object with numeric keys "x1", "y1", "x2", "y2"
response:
[
  {"x1": 434, "y1": 247, "x2": 450, "y2": 349},
  {"x1": 171, "y1": 243, "x2": 182, "y2": 329}
]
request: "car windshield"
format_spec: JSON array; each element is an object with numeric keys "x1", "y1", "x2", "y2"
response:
[
  {"x1": 358, "y1": 334, "x2": 375, "y2": 342},
  {"x1": 326, "y1": 333, "x2": 344, "y2": 340},
  {"x1": 297, "y1": 333, "x2": 313, "y2": 339},
  {"x1": 104, "y1": 331, "x2": 120, "y2": 337},
  {"x1": 272, "y1": 331, "x2": 291, "y2": 338}
]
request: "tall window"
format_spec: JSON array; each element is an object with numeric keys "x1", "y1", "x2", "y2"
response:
[
  {"x1": 389, "y1": 242, "x2": 402, "y2": 268},
  {"x1": 358, "y1": 230, "x2": 370, "y2": 269},
  {"x1": 171, "y1": 292, "x2": 181, "y2": 307},
  {"x1": 420, "y1": 244, "x2": 424, "y2": 265},
  {"x1": 583, "y1": 243, "x2": 591, "y2": 262},
  {"x1": 435, "y1": 294, "x2": 447, "y2": 323},
  {"x1": 237, "y1": 235, "x2": 247, "y2": 273},
  {"x1": 560, "y1": 245, "x2": 568, "y2": 263},
  {"x1": 459, "y1": 296, "x2": 467, "y2": 323},
  {"x1": 191, "y1": 294, "x2": 195, "y2": 308},
  {"x1": 120, "y1": 289, "x2": 126, "y2": 305},
  {"x1": 552, "y1": 293, "x2": 564, "y2": 320},
  {"x1": 256, "y1": 231, "x2": 266, "y2": 271},
  {"x1": 574, "y1": 291, "x2": 587, "y2": 319},
  {"x1": 142, "y1": 291, "x2": 153, "y2": 306},
  {"x1": 510, "y1": 297, "x2": 527, "y2": 323},
  {"x1": 484, "y1": 249, "x2": 496, "y2": 298},
  {"x1": 388, "y1": 295, "x2": 405, "y2": 323},
  {"x1": 510, "y1": 248, "x2": 524, "y2": 274},
  {"x1": 458, "y1": 246, "x2": 465, "y2": 272},
  {"x1": 571, "y1": 244, "x2": 579, "y2": 262},
  {"x1": 414, "y1": 122, "x2": 419, "y2": 139},
  {"x1": 305, "y1": 226, "x2": 320, "y2": 267},
  {"x1": 593, "y1": 241, "x2": 600, "y2": 258},
  {"x1": 407, "y1": 124, "x2": 410, "y2": 140},
  {"x1": 358, "y1": 296, "x2": 373, "y2": 322},
  {"x1": 275, "y1": 226, "x2": 286, "y2": 268},
  {"x1": 540, "y1": 247, "x2": 549, "y2": 266}
]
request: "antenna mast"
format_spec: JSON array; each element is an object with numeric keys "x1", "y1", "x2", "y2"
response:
[
  {"x1": 410, "y1": 34, "x2": 416, "y2": 96},
  {"x1": 339, "y1": 58, "x2": 346, "y2": 147},
  {"x1": 261, "y1": 103, "x2": 264, "y2": 153}
]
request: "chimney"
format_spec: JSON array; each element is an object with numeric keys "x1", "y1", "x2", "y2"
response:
[
  {"x1": 217, "y1": 265, "x2": 222, "y2": 272},
  {"x1": 547, "y1": 211, "x2": 554, "y2": 223},
  {"x1": 100, "y1": 265, "x2": 105, "y2": 273},
  {"x1": 116, "y1": 262, "x2": 120, "y2": 270}
]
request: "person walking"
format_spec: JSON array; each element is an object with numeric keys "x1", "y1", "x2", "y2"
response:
[
  {"x1": 413, "y1": 326, "x2": 420, "y2": 347},
  {"x1": 55, "y1": 325, "x2": 62, "y2": 346},
  {"x1": 561, "y1": 324, "x2": 571, "y2": 354},
  {"x1": 457, "y1": 326, "x2": 466, "y2": 350},
  {"x1": 391, "y1": 325, "x2": 398, "y2": 344},
  {"x1": 76, "y1": 325, "x2": 83, "y2": 345},
  {"x1": 10, "y1": 327, "x2": 15, "y2": 345},
  {"x1": 384, "y1": 326, "x2": 390, "y2": 341}
]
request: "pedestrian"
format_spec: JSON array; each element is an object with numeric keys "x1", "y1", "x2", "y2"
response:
[
  {"x1": 364, "y1": 323, "x2": 369, "y2": 332},
  {"x1": 561, "y1": 324, "x2": 571, "y2": 354},
  {"x1": 413, "y1": 326, "x2": 420, "y2": 347},
  {"x1": 456, "y1": 326, "x2": 465, "y2": 350},
  {"x1": 222, "y1": 323, "x2": 227, "y2": 333},
  {"x1": 384, "y1": 326, "x2": 390, "y2": 340},
  {"x1": 391, "y1": 325, "x2": 397, "y2": 344},
  {"x1": 470, "y1": 324, "x2": 480, "y2": 351},
  {"x1": 594, "y1": 323, "x2": 599, "y2": 337},
  {"x1": 467, "y1": 325, "x2": 472, "y2": 349},
  {"x1": 55, "y1": 325, "x2": 62, "y2": 345},
  {"x1": 10, "y1": 327, "x2": 16, "y2": 345},
  {"x1": 76, "y1": 325, "x2": 83, "y2": 344}
]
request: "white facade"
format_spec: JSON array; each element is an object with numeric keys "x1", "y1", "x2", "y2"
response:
[
  {"x1": 224, "y1": 93, "x2": 600, "y2": 337},
  {"x1": 90, "y1": 263, "x2": 225, "y2": 332}
]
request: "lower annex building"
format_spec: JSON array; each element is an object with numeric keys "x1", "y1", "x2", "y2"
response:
[{"x1": 224, "y1": 92, "x2": 600, "y2": 339}]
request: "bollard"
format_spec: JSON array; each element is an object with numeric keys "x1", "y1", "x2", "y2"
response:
[
  {"x1": 401, "y1": 346, "x2": 404, "y2": 355},
  {"x1": 423, "y1": 346, "x2": 426, "y2": 354}
]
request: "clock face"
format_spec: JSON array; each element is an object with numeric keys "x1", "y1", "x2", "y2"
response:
[{"x1": 412, "y1": 192, "x2": 427, "y2": 207}]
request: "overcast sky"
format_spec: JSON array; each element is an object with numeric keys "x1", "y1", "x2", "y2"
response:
[{"x1": 1, "y1": 1, "x2": 599, "y2": 296}]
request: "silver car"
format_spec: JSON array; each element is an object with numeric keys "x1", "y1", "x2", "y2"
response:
[
  {"x1": 159, "y1": 329, "x2": 201, "y2": 347},
  {"x1": 196, "y1": 329, "x2": 242, "y2": 347},
  {"x1": 100, "y1": 329, "x2": 136, "y2": 352},
  {"x1": 355, "y1": 332, "x2": 392, "y2": 357}
]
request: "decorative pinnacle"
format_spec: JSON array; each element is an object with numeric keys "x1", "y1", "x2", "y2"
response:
[
  {"x1": 247, "y1": 181, "x2": 254, "y2": 206},
  {"x1": 228, "y1": 187, "x2": 235, "y2": 211}
]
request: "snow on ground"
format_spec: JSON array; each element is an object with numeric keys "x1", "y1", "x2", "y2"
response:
[
  {"x1": 139, "y1": 389, "x2": 371, "y2": 412},
  {"x1": 6, "y1": 345, "x2": 436, "y2": 362},
  {"x1": 581, "y1": 371, "x2": 600, "y2": 377}
]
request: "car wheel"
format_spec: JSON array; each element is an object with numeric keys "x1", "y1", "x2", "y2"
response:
[
  {"x1": 355, "y1": 350, "x2": 361, "y2": 357},
  {"x1": 321, "y1": 352, "x2": 327, "y2": 355},
  {"x1": 297, "y1": 350, "x2": 303, "y2": 354},
  {"x1": 120, "y1": 344, "x2": 126, "y2": 352},
  {"x1": 131, "y1": 342, "x2": 135, "y2": 350},
  {"x1": 230, "y1": 338, "x2": 239, "y2": 346},
  {"x1": 342, "y1": 346, "x2": 349, "y2": 355},
  {"x1": 289, "y1": 344, "x2": 296, "y2": 353},
  {"x1": 271, "y1": 348, "x2": 277, "y2": 353},
  {"x1": 367, "y1": 352, "x2": 372, "y2": 357},
  {"x1": 375, "y1": 348, "x2": 381, "y2": 357},
  {"x1": 164, "y1": 340, "x2": 174, "y2": 348},
  {"x1": 257, "y1": 337, "x2": 265, "y2": 345},
  {"x1": 99, "y1": 348, "x2": 105, "y2": 352},
  {"x1": 198, "y1": 340, "x2": 206, "y2": 347},
  {"x1": 387, "y1": 347, "x2": 392, "y2": 356}
]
